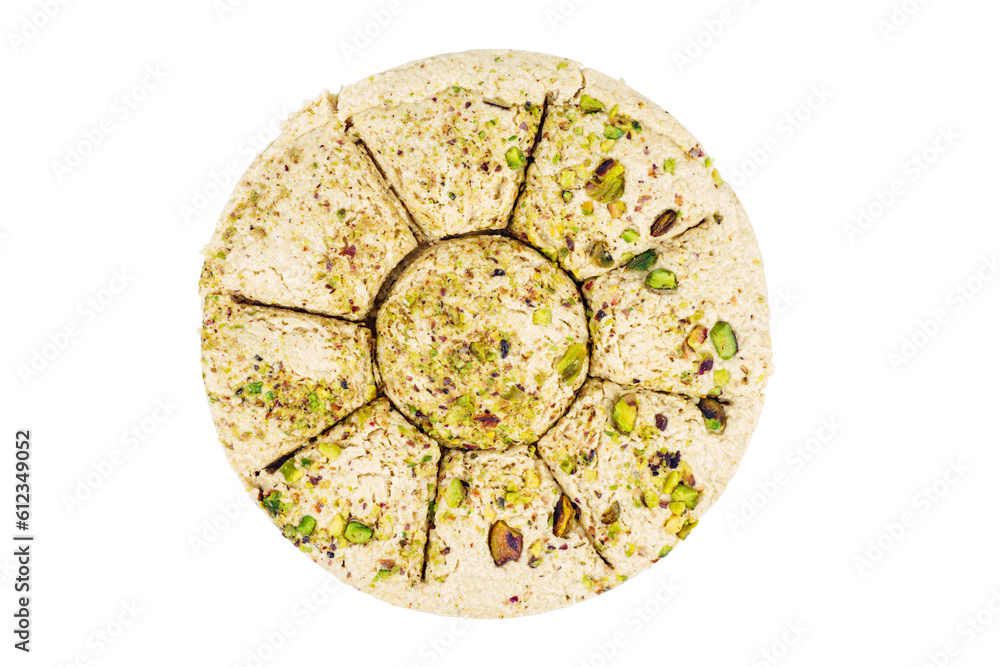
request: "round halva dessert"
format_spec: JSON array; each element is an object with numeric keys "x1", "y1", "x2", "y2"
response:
[{"x1": 199, "y1": 50, "x2": 772, "y2": 619}]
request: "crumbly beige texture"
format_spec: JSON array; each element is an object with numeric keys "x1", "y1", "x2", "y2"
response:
[
  {"x1": 535, "y1": 379, "x2": 756, "y2": 578},
  {"x1": 257, "y1": 399, "x2": 439, "y2": 597},
  {"x1": 584, "y1": 183, "x2": 772, "y2": 402},
  {"x1": 200, "y1": 93, "x2": 416, "y2": 320},
  {"x1": 349, "y1": 87, "x2": 542, "y2": 239},
  {"x1": 415, "y1": 446, "x2": 616, "y2": 617},
  {"x1": 201, "y1": 295, "x2": 378, "y2": 477},
  {"x1": 336, "y1": 50, "x2": 583, "y2": 120},
  {"x1": 510, "y1": 79, "x2": 721, "y2": 281},
  {"x1": 376, "y1": 236, "x2": 588, "y2": 450}
]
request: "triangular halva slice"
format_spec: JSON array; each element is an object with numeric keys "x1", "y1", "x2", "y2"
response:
[
  {"x1": 409, "y1": 445, "x2": 616, "y2": 618},
  {"x1": 201, "y1": 295, "x2": 378, "y2": 478},
  {"x1": 256, "y1": 399, "x2": 440, "y2": 597},
  {"x1": 201, "y1": 93, "x2": 417, "y2": 320},
  {"x1": 338, "y1": 50, "x2": 583, "y2": 239},
  {"x1": 510, "y1": 68, "x2": 722, "y2": 281},
  {"x1": 584, "y1": 183, "x2": 772, "y2": 403},
  {"x1": 536, "y1": 379, "x2": 759, "y2": 578}
]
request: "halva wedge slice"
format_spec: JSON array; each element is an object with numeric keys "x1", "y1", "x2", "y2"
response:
[
  {"x1": 584, "y1": 183, "x2": 772, "y2": 402},
  {"x1": 338, "y1": 50, "x2": 582, "y2": 239},
  {"x1": 536, "y1": 379, "x2": 756, "y2": 578},
  {"x1": 200, "y1": 93, "x2": 416, "y2": 320},
  {"x1": 417, "y1": 445, "x2": 615, "y2": 617},
  {"x1": 201, "y1": 295, "x2": 378, "y2": 477},
  {"x1": 256, "y1": 399, "x2": 439, "y2": 596}
]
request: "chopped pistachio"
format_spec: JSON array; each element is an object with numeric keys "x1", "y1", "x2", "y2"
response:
[
  {"x1": 297, "y1": 515, "x2": 317, "y2": 535},
  {"x1": 556, "y1": 343, "x2": 587, "y2": 383},
  {"x1": 609, "y1": 201, "x2": 627, "y2": 219},
  {"x1": 620, "y1": 227, "x2": 639, "y2": 242},
  {"x1": 664, "y1": 515, "x2": 685, "y2": 534},
  {"x1": 650, "y1": 209, "x2": 677, "y2": 237},
  {"x1": 658, "y1": 545, "x2": 673, "y2": 558},
  {"x1": 579, "y1": 94, "x2": 605, "y2": 113},
  {"x1": 328, "y1": 514, "x2": 346, "y2": 537},
  {"x1": 581, "y1": 201, "x2": 594, "y2": 215},
  {"x1": 601, "y1": 501, "x2": 621, "y2": 525},
  {"x1": 626, "y1": 249, "x2": 657, "y2": 271},
  {"x1": 318, "y1": 443, "x2": 342, "y2": 461},
  {"x1": 643, "y1": 490, "x2": 659, "y2": 508},
  {"x1": 502, "y1": 385, "x2": 525, "y2": 403},
  {"x1": 699, "y1": 397, "x2": 727, "y2": 433},
  {"x1": 559, "y1": 169, "x2": 577, "y2": 189},
  {"x1": 590, "y1": 241, "x2": 614, "y2": 268},
  {"x1": 645, "y1": 269, "x2": 678, "y2": 291},
  {"x1": 678, "y1": 519, "x2": 698, "y2": 540},
  {"x1": 489, "y1": 521, "x2": 523, "y2": 566},
  {"x1": 600, "y1": 139, "x2": 616, "y2": 153},
  {"x1": 561, "y1": 189, "x2": 573, "y2": 202},
  {"x1": 505, "y1": 146, "x2": 526, "y2": 169},
  {"x1": 279, "y1": 459, "x2": 303, "y2": 484},
  {"x1": 662, "y1": 470, "x2": 681, "y2": 495},
  {"x1": 585, "y1": 159, "x2": 626, "y2": 203},
  {"x1": 669, "y1": 501, "x2": 686, "y2": 515},
  {"x1": 445, "y1": 478, "x2": 465, "y2": 508},
  {"x1": 533, "y1": 309, "x2": 552, "y2": 325},
  {"x1": 671, "y1": 484, "x2": 700, "y2": 509},
  {"x1": 552, "y1": 494, "x2": 576, "y2": 538},
  {"x1": 262, "y1": 491, "x2": 282, "y2": 515},
  {"x1": 612, "y1": 394, "x2": 638, "y2": 433},
  {"x1": 344, "y1": 521, "x2": 373, "y2": 544},
  {"x1": 714, "y1": 369, "x2": 730, "y2": 386},
  {"x1": 604, "y1": 125, "x2": 625, "y2": 140},
  {"x1": 710, "y1": 321, "x2": 739, "y2": 360}
]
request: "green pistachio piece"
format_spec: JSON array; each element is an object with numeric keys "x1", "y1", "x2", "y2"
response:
[
  {"x1": 445, "y1": 478, "x2": 465, "y2": 508},
  {"x1": 608, "y1": 201, "x2": 627, "y2": 219},
  {"x1": 626, "y1": 249, "x2": 657, "y2": 271},
  {"x1": 620, "y1": 227, "x2": 639, "y2": 242},
  {"x1": 677, "y1": 519, "x2": 698, "y2": 540},
  {"x1": 612, "y1": 393, "x2": 638, "y2": 433},
  {"x1": 604, "y1": 125, "x2": 625, "y2": 140},
  {"x1": 282, "y1": 524, "x2": 298, "y2": 539},
  {"x1": 470, "y1": 341, "x2": 495, "y2": 363},
  {"x1": 318, "y1": 443, "x2": 342, "y2": 461},
  {"x1": 643, "y1": 490, "x2": 659, "y2": 508},
  {"x1": 556, "y1": 343, "x2": 587, "y2": 383},
  {"x1": 328, "y1": 514, "x2": 346, "y2": 537},
  {"x1": 669, "y1": 501, "x2": 686, "y2": 515},
  {"x1": 561, "y1": 189, "x2": 573, "y2": 202},
  {"x1": 662, "y1": 470, "x2": 681, "y2": 495},
  {"x1": 262, "y1": 491, "x2": 282, "y2": 515},
  {"x1": 671, "y1": 484, "x2": 700, "y2": 509},
  {"x1": 590, "y1": 241, "x2": 614, "y2": 268},
  {"x1": 710, "y1": 321, "x2": 738, "y2": 360},
  {"x1": 579, "y1": 94, "x2": 606, "y2": 113},
  {"x1": 505, "y1": 146, "x2": 526, "y2": 169},
  {"x1": 714, "y1": 369, "x2": 730, "y2": 386},
  {"x1": 559, "y1": 169, "x2": 577, "y2": 189},
  {"x1": 502, "y1": 385, "x2": 525, "y2": 403},
  {"x1": 344, "y1": 521, "x2": 373, "y2": 544},
  {"x1": 552, "y1": 494, "x2": 576, "y2": 538},
  {"x1": 278, "y1": 458, "x2": 303, "y2": 484},
  {"x1": 601, "y1": 500, "x2": 621, "y2": 525},
  {"x1": 645, "y1": 269, "x2": 678, "y2": 291},
  {"x1": 687, "y1": 325, "x2": 708, "y2": 350},
  {"x1": 650, "y1": 209, "x2": 677, "y2": 237},
  {"x1": 533, "y1": 309, "x2": 552, "y2": 325},
  {"x1": 585, "y1": 159, "x2": 626, "y2": 203},
  {"x1": 489, "y1": 520, "x2": 523, "y2": 566},
  {"x1": 698, "y1": 397, "x2": 727, "y2": 433},
  {"x1": 445, "y1": 395, "x2": 473, "y2": 425},
  {"x1": 297, "y1": 515, "x2": 317, "y2": 535},
  {"x1": 657, "y1": 545, "x2": 673, "y2": 558}
]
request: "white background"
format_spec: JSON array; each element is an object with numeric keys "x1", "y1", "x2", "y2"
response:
[{"x1": 1, "y1": 0, "x2": 998, "y2": 665}]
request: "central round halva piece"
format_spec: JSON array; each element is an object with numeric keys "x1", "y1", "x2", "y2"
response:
[
  {"x1": 199, "y1": 50, "x2": 773, "y2": 619},
  {"x1": 377, "y1": 236, "x2": 588, "y2": 450}
]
